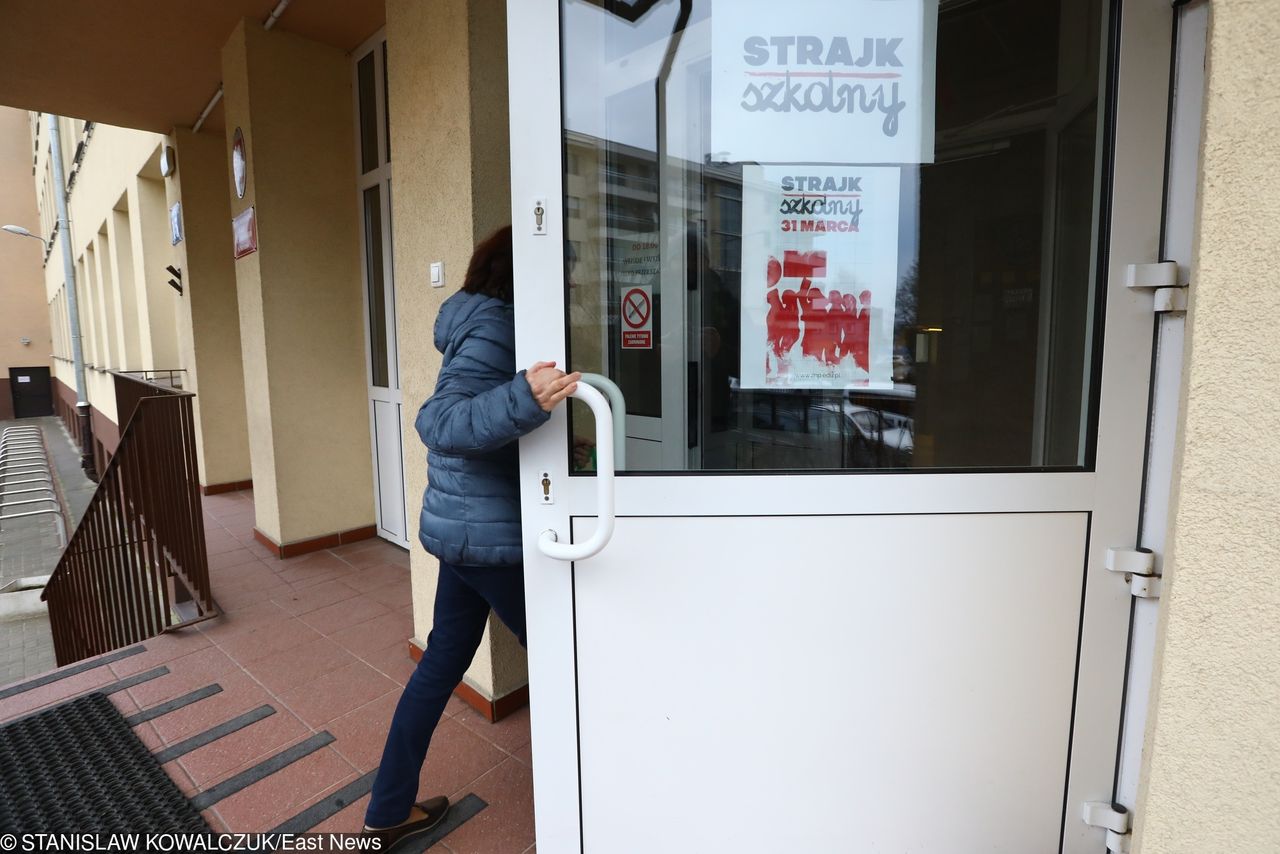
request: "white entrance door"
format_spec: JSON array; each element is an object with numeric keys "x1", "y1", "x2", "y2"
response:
[
  {"x1": 353, "y1": 33, "x2": 408, "y2": 547},
  {"x1": 509, "y1": 1, "x2": 1173, "y2": 851}
]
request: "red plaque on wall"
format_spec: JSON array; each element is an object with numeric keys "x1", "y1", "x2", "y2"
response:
[{"x1": 232, "y1": 206, "x2": 258, "y2": 259}]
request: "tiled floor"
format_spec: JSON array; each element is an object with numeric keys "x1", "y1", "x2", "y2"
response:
[{"x1": 0, "y1": 489, "x2": 535, "y2": 854}]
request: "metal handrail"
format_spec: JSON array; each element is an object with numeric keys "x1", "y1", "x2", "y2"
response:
[{"x1": 42, "y1": 388, "x2": 217, "y2": 666}]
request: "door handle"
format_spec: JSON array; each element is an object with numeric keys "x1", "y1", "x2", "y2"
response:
[
  {"x1": 578, "y1": 373, "x2": 625, "y2": 470},
  {"x1": 537, "y1": 382, "x2": 615, "y2": 562}
]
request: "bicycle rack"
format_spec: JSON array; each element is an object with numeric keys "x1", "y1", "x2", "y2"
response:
[{"x1": 0, "y1": 425, "x2": 67, "y2": 549}]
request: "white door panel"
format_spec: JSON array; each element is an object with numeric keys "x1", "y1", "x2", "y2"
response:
[
  {"x1": 575, "y1": 513, "x2": 1087, "y2": 853},
  {"x1": 372, "y1": 398, "x2": 407, "y2": 542},
  {"x1": 507, "y1": 0, "x2": 1174, "y2": 851}
]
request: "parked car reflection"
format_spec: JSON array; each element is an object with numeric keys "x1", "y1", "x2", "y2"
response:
[{"x1": 716, "y1": 386, "x2": 916, "y2": 470}]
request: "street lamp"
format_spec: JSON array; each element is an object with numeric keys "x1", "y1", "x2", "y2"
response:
[{"x1": 1, "y1": 224, "x2": 48, "y2": 250}]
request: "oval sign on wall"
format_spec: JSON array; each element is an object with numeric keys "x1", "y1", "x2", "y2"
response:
[{"x1": 232, "y1": 127, "x2": 247, "y2": 199}]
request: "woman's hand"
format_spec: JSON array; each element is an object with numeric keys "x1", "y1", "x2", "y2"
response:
[{"x1": 526, "y1": 361, "x2": 581, "y2": 412}]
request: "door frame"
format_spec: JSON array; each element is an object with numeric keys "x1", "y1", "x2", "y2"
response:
[
  {"x1": 507, "y1": 1, "x2": 1174, "y2": 851},
  {"x1": 352, "y1": 28, "x2": 409, "y2": 548}
]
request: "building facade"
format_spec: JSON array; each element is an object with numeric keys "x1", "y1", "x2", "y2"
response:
[{"x1": 0, "y1": 107, "x2": 53, "y2": 420}]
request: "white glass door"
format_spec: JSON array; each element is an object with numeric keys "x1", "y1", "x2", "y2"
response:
[
  {"x1": 509, "y1": 0, "x2": 1174, "y2": 851},
  {"x1": 354, "y1": 33, "x2": 408, "y2": 547}
]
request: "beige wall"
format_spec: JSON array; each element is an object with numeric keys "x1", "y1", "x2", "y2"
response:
[
  {"x1": 221, "y1": 20, "x2": 374, "y2": 546},
  {"x1": 1134, "y1": 2, "x2": 1280, "y2": 851},
  {"x1": 31, "y1": 119, "x2": 176, "y2": 428},
  {"x1": 0, "y1": 106, "x2": 51, "y2": 417},
  {"x1": 166, "y1": 129, "x2": 252, "y2": 488},
  {"x1": 387, "y1": 0, "x2": 525, "y2": 701}
]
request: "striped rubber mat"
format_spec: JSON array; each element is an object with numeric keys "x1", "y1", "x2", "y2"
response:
[{"x1": 0, "y1": 691, "x2": 211, "y2": 833}]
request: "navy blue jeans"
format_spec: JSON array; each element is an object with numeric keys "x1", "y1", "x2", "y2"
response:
[{"x1": 364, "y1": 560, "x2": 527, "y2": 828}]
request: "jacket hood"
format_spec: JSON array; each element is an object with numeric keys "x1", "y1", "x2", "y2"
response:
[{"x1": 434, "y1": 290, "x2": 511, "y2": 354}]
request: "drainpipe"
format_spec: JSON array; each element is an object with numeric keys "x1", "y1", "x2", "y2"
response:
[
  {"x1": 191, "y1": 0, "x2": 293, "y2": 134},
  {"x1": 46, "y1": 114, "x2": 96, "y2": 480}
]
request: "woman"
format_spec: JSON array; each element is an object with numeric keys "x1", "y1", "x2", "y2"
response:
[{"x1": 362, "y1": 225, "x2": 579, "y2": 846}]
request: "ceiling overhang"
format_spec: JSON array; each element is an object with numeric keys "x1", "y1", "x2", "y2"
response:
[{"x1": 0, "y1": 1, "x2": 386, "y2": 135}]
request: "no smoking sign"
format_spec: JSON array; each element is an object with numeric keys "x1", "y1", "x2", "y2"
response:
[{"x1": 621, "y1": 286, "x2": 653, "y2": 350}]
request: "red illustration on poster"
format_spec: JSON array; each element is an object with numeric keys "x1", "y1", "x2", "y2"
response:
[{"x1": 739, "y1": 166, "x2": 899, "y2": 389}]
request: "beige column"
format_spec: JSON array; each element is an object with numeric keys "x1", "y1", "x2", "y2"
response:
[
  {"x1": 91, "y1": 229, "x2": 119, "y2": 369},
  {"x1": 220, "y1": 19, "x2": 374, "y2": 549},
  {"x1": 165, "y1": 129, "x2": 252, "y2": 491},
  {"x1": 106, "y1": 204, "x2": 142, "y2": 370},
  {"x1": 1133, "y1": 2, "x2": 1280, "y2": 851},
  {"x1": 126, "y1": 172, "x2": 180, "y2": 370},
  {"x1": 387, "y1": 0, "x2": 526, "y2": 710}
]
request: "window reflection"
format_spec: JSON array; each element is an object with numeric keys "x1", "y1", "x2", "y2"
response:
[{"x1": 562, "y1": 0, "x2": 1105, "y2": 472}]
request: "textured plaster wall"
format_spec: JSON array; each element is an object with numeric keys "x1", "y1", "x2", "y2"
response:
[
  {"x1": 32, "y1": 119, "x2": 175, "y2": 425},
  {"x1": 1134, "y1": 2, "x2": 1280, "y2": 852},
  {"x1": 166, "y1": 129, "x2": 251, "y2": 488},
  {"x1": 387, "y1": 0, "x2": 525, "y2": 701},
  {"x1": 0, "y1": 106, "x2": 51, "y2": 404},
  {"x1": 221, "y1": 20, "x2": 374, "y2": 545}
]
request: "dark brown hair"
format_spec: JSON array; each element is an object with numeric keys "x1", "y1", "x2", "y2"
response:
[{"x1": 461, "y1": 225, "x2": 514, "y2": 302}]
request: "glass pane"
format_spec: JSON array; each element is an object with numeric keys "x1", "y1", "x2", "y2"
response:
[
  {"x1": 561, "y1": 0, "x2": 1106, "y2": 472},
  {"x1": 383, "y1": 41, "x2": 392, "y2": 164},
  {"x1": 358, "y1": 51, "x2": 379, "y2": 174},
  {"x1": 364, "y1": 185, "x2": 390, "y2": 388}
]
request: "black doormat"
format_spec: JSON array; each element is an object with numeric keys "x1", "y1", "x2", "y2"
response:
[{"x1": 0, "y1": 691, "x2": 212, "y2": 833}]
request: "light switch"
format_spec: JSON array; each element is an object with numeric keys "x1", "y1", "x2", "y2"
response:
[{"x1": 430, "y1": 261, "x2": 444, "y2": 288}]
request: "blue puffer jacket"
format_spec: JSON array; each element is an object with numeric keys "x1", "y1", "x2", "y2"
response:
[{"x1": 416, "y1": 291, "x2": 549, "y2": 566}]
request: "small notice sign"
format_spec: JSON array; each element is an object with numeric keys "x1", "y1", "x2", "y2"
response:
[
  {"x1": 232, "y1": 206, "x2": 258, "y2": 260},
  {"x1": 621, "y1": 286, "x2": 653, "y2": 350},
  {"x1": 169, "y1": 201, "x2": 184, "y2": 246}
]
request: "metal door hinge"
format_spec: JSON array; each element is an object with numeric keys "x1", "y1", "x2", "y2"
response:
[
  {"x1": 1106, "y1": 547, "x2": 1162, "y2": 599},
  {"x1": 1084, "y1": 802, "x2": 1132, "y2": 853},
  {"x1": 1125, "y1": 261, "x2": 1188, "y2": 315}
]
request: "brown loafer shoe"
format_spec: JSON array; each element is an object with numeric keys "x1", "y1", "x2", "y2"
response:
[{"x1": 363, "y1": 795, "x2": 450, "y2": 850}]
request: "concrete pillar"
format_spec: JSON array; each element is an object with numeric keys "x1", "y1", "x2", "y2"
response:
[
  {"x1": 220, "y1": 20, "x2": 374, "y2": 550},
  {"x1": 126, "y1": 173, "x2": 180, "y2": 370},
  {"x1": 165, "y1": 128, "x2": 252, "y2": 491},
  {"x1": 387, "y1": 0, "x2": 526, "y2": 712},
  {"x1": 1133, "y1": 2, "x2": 1280, "y2": 851},
  {"x1": 105, "y1": 205, "x2": 143, "y2": 371},
  {"x1": 90, "y1": 229, "x2": 119, "y2": 369}
]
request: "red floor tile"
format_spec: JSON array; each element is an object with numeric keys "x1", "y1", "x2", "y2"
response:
[
  {"x1": 0, "y1": 664, "x2": 118, "y2": 720},
  {"x1": 177, "y1": 706, "x2": 311, "y2": 788},
  {"x1": 241, "y1": 637, "x2": 356, "y2": 696},
  {"x1": 146, "y1": 670, "x2": 272, "y2": 745},
  {"x1": 361, "y1": 642, "x2": 417, "y2": 687},
  {"x1": 210, "y1": 745, "x2": 359, "y2": 832},
  {"x1": 329, "y1": 611, "x2": 414, "y2": 661},
  {"x1": 273, "y1": 578, "x2": 363, "y2": 616},
  {"x1": 422, "y1": 717, "x2": 513, "y2": 802},
  {"x1": 308, "y1": 796, "x2": 370, "y2": 834},
  {"x1": 300, "y1": 596, "x2": 392, "y2": 636},
  {"x1": 216, "y1": 617, "x2": 326, "y2": 664},
  {"x1": 438, "y1": 758, "x2": 536, "y2": 854},
  {"x1": 276, "y1": 659, "x2": 399, "y2": 726},
  {"x1": 344, "y1": 562, "x2": 412, "y2": 591},
  {"x1": 107, "y1": 629, "x2": 213, "y2": 678},
  {"x1": 197, "y1": 600, "x2": 289, "y2": 643},
  {"x1": 124, "y1": 645, "x2": 241, "y2": 708},
  {"x1": 453, "y1": 705, "x2": 532, "y2": 757},
  {"x1": 324, "y1": 691, "x2": 401, "y2": 771},
  {"x1": 359, "y1": 577, "x2": 415, "y2": 610}
]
